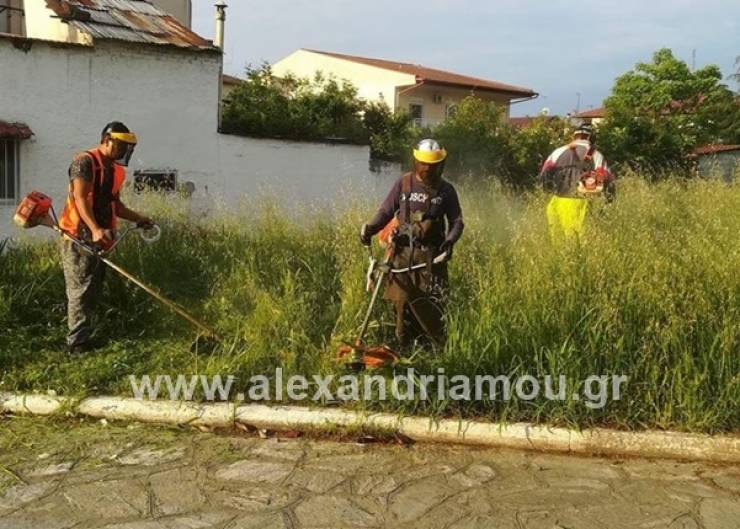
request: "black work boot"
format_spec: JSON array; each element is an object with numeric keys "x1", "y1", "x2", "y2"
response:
[{"x1": 68, "y1": 342, "x2": 93, "y2": 355}]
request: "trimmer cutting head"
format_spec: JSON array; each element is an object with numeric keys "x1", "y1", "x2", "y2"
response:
[
  {"x1": 337, "y1": 341, "x2": 400, "y2": 372},
  {"x1": 191, "y1": 334, "x2": 222, "y2": 354}
]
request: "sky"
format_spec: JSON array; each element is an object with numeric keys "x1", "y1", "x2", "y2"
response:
[{"x1": 191, "y1": 0, "x2": 739, "y2": 117}]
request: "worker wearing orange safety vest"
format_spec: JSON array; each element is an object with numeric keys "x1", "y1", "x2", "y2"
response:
[{"x1": 59, "y1": 121, "x2": 153, "y2": 354}]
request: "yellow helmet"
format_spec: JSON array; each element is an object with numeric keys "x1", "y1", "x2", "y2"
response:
[{"x1": 413, "y1": 138, "x2": 447, "y2": 164}]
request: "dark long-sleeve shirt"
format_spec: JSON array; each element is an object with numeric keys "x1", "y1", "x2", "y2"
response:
[{"x1": 366, "y1": 173, "x2": 464, "y2": 245}]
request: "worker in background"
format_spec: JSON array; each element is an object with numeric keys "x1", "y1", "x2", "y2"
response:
[
  {"x1": 58, "y1": 121, "x2": 153, "y2": 354},
  {"x1": 360, "y1": 139, "x2": 464, "y2": 349},
  {"x1": 539, "y1": 123, "x2": 614, "y2": 241}
]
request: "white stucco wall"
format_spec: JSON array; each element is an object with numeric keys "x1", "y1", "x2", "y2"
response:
[{"x1": 0, "y1": 37, "x2": 398, "y2": 238}]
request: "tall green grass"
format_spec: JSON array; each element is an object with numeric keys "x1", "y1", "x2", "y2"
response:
[{"x1": 1, "y1": 177, "x2": 738, "y2": 432}]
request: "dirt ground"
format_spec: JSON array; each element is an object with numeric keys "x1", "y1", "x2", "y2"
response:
[{"x1": 0, "y1": 415, "x2": 738, "y2": 529}]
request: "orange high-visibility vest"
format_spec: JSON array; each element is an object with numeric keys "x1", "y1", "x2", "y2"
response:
[{"x1": 59, "y1": 149, "x2": 126, "y2": 236}]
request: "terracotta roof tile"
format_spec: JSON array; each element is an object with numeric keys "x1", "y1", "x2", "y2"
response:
[
  {"x1": 573, "y1": 107, "x2": 605, "y2": 118},
  {"x1": 693, "y1": 144, "x2": 740, "y2": 156},
  {"x1": 222, "y1": 74, "x2": 242, "y2": 85},
  {"x1": 0, "y1": 120, "x2": 33, "y2": 139}
]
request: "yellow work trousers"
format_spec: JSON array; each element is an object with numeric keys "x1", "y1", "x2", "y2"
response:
[{"x1": 546, "y1": 196, "x2": 588, "y2": 242}]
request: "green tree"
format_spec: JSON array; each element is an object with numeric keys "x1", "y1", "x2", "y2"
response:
[
  {"x1": 510, "y1": 116, "x2": 571, "y2": 187},
  {"x1": 222, "y1": 64, "x2": 368, "y2": 143},
  {"x1": 362, "y1": 101, "x2": 412, "y2": 162},
  {"x1": 222, "y1": 65, "x2": 414, "y2": 157},
  {"x1": 432, "y1": 97, "x2": 517, "y2": 182},
  {"x1": 427, "y1": 98, "x2": 570, "y2": 187},
  {"x1": 286, "y1": 71, "x2": 367, "y2": 141},
  {"x1": 598, "y1": 49, "x2": 740, "y2": 172},
  {"x1": 221, "y1": 64, "x2": 292, "y2": 138},
  {"x1": 730, "y1": 56, "x2": 740, "y2": 88}
]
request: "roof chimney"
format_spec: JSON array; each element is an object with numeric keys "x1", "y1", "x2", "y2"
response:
[{"x1": 214, "y1": 1, "x2": 227, "y2": 50}]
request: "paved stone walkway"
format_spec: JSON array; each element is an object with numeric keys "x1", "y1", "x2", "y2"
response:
[{"x1": 0, "y1": 416, "x2": 738, "y2": 529}]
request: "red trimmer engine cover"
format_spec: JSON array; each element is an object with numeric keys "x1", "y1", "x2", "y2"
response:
[{"x1": 14, "y1": 191, "x2": 53, "y2": 228}]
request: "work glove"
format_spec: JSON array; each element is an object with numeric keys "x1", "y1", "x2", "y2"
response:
[
  {"x1": 91, "y1": 227, "x2": 114, "y2": 244},
  {"x1": 359, "y1": 223, "x2": 372, "y2": 246},
  {"x1": 439, "y1": 240, "x2": 454, "y2": 262}
]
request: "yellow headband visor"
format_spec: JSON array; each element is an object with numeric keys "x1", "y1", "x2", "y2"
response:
[{"x1": 110, "y1": 132, "x2": 138, "y2": 144}]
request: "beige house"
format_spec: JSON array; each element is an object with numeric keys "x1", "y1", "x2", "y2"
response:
[
  {"x1": 272, "y1": 49, "x2": 537, "y2": 127},
  {"x1": 221, "y1": 73, "x2": 243, "y2": 102}
]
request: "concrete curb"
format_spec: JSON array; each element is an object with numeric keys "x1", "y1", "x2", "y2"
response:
[{"x1": 1, "y1": 392, "x2": 738, "y2": 463}]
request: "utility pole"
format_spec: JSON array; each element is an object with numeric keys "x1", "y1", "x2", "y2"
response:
[
  {"x1": 575, "y1": 92, "x2": 581, "y2": 114},
  {"x1": 691, "y1": 49, "x2": 696, "y2": 72}
]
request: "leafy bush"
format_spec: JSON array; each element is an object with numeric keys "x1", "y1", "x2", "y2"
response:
[
  {"x1": 432, "y1": 98, "x2": 516, "y2": 179},
  {"x1": 362, "y1": 101, "x2": 412, "y2": 162},
  {"x1": 510, "y1": 116, "x2": 572, "y2": 187},
  {"x1": 432, "y1": 99, "x2": 570, "y2": 186},
  {"x1": 222, "y1": 64, "x2": 368, "y2": 144}
]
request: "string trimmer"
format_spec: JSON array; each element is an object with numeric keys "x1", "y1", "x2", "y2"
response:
[
  {"x1": 13, "y1": 191, "x2": 220, "y2": 342},
  {"x1": 337, "y1": 233, "x2": 448, "y2": 372}
]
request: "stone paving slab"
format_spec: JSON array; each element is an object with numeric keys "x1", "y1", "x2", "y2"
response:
[{"x1": 0, "y1": 416, "x2": 738, "y2": 529}]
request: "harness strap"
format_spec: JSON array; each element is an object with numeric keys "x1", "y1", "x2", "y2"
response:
[
  {"x1": 396, "y1": 173, "x2": 444, "y2": 280},
  {"x1": 86, "y1": 150, "x2": 104, "y2": 199},
  {"x1": 402, "y1": 172, "x2": 412, "y2": 225}
]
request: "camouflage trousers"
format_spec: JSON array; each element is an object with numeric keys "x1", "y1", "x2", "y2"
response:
[{"x1": 61, "y1": 240, "x2": 106, "y2": 347}]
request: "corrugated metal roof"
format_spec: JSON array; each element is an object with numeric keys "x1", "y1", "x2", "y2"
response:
[
  {"x1": 92, "y1": 0, "x2": 165, "y2": 16},
  {"x1": 44, "y1": 0, "x2": 216, "y2": 50}
]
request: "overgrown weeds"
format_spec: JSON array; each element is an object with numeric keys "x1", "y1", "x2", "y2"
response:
[{"x1": 1, "y1": 178, "x2": 738, "y2": 433}]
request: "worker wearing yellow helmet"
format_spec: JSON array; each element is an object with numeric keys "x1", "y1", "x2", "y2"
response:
[
  {"x1": 59, "y1": 121, "x2": 154, "y2": 354},
  {"x1": 360, "y1": 139, "x2": 464, "y2": 349}
]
